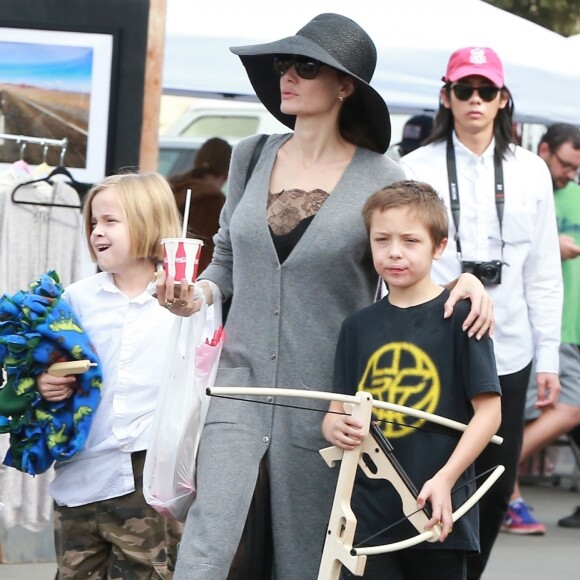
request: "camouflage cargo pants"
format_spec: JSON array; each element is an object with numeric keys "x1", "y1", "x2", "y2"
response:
[{"x1": 54, "y1": 451, "x2": 183, "y2": 579}]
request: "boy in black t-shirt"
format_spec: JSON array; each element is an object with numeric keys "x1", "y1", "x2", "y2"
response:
[{"x1": 323, "y1": 180, "x2": 502, "y2": 580}]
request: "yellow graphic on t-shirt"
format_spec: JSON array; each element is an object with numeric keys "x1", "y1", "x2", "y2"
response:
[{"x1": 358, "y1": 342, "x2": 440, "y2": 438}]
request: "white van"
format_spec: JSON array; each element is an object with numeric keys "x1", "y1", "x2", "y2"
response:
[
  {"x1": 159, "y1": 99, "x2": 289, "y2": 176},
  {"x1": 164, "y1": 99, "x2": 287, "y2": 139}
]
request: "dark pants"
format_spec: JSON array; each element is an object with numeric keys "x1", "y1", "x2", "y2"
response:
[
  {"x1": 227, "y1": 459, "x2": 273, "y2": 580},
  {"x1": 341, "y1": 549, "x2": 466, "y2": 580},
  {"x1": 466, "y1": 363, "x2": 531, "y2": 580}
]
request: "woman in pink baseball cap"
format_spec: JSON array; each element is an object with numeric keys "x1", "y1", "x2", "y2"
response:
[
  {"x1": 400, "y1": 46, "x2": 562, "y2": 580},
  {"x1": 429, "y1": 46, "x2": 514, "y2": 158}
]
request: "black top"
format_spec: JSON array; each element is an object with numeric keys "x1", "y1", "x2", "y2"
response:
[
  {"x1": 269, "y1": 216, "x2": 314, "y2": 263},
  {"x1": 332, "y1": 289, "x2": 501, "y2": 551}
]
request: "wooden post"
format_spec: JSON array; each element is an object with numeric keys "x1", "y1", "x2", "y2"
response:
[{"x1": 139, "y1": 0, "x2": 166, "y2": 171}]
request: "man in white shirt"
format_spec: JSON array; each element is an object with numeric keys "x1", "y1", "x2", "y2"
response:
[{"x1": 400, "y1": 47, "x2": 562, "y2": 580}]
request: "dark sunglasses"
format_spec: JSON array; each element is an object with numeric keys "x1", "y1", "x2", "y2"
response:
[
  {"x1": 273, "y1": 56, "x2": 324, "y2": 80},
  {"x1": 451, "y1": 84, "x2": 500, "y2": 102}
]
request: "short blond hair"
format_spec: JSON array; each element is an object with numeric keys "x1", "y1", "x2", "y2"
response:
[{"x1": 83, "y1": 172, "x2": 182, "y2": 262}]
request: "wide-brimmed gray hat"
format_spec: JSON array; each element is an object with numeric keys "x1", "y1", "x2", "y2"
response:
[{"x1": 230, "y1": 13, "x2": 391, "y2": 153}]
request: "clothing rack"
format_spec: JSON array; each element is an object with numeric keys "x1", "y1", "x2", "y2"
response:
[
  {"x1": 0, "y1": 133, "x2": 68, "y2": 165},
  {"x1": 0, "y1": 133, "x2": 90, "y2": 207}
]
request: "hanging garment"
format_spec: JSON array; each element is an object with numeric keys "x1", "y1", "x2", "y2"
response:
[
  {"x1": 0, "y1": 169, "x2": 89, "y2": 533},
  {"x1": 0, "y1": 173, "x2": 86, "y2": 295}
]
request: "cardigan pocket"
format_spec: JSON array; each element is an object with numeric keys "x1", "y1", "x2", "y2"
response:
[
  {"x1": 289, "y1": 383, "x2": 330, "y2": 452},
  {"x1": 204, "y1": 366, "x2": 253, "y2": 425}
]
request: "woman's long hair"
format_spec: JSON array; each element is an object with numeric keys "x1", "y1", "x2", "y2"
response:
[
  {"x1": 191, "y1": 137, "x2": 232, "y2": 179},
  {"x1": 340, "y1": 89, "x2": 380, "y2": 152},
  {"x1": 425, "y1": 84, "x2": 515, "y2": 158},
  {"x1": 169, "y1": 137, "x2": 232, "y2": 186}
]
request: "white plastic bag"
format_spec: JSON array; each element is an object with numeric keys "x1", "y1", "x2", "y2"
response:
[{"x1": 143, "y1": 297, "x2": 225, "y2": 521}]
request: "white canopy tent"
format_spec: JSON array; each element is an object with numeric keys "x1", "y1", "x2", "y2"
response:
[
  {"x1": 567, "y1": 33, "x2": 580, "y2": 48},
  {"x1": 164, "y1": 0, "x2": 580, "y2": 127}
]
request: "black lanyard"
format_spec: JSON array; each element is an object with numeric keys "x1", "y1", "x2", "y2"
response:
[{"x1": 446, "y1": 137, "x2": 505, "y2": 261}]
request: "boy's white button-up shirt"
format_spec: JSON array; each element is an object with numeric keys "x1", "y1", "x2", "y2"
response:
[{"x1": 49, "y1": 272, "x2": 175, "y2": 507}]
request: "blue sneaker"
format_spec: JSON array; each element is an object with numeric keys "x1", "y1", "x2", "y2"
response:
[{"x1": 501, "y1": 499, "x2": 546, "y2": 535}]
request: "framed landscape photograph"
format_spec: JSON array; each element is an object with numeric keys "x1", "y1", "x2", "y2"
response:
[{"x1": 0, "y1": 27, "x2": 113, "y2": 183}]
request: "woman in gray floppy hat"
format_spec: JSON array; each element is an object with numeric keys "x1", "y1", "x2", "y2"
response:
[
  {"x1": 160, "y1": 13, "x2": 494, "y2": 580},
  {"x1": 230, "y1": 12, "x2": 392, "y2": 155}
]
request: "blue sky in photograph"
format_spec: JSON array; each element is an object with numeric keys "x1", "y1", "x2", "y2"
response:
[{"x1": 0, "y1": 42, "x2": 93, "y2": 93}]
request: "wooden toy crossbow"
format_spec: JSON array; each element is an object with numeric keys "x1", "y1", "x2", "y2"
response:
[{"x1": 208, "y1": 387, "x2": 504, "y2": 579}]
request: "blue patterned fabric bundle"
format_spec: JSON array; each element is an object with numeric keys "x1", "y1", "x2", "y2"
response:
[{"x1": 0, "y1": 271, "x2": 102, "y2": 475}]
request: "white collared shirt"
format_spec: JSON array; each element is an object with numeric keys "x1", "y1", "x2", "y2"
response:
[
  {"x1": 49, "y1": 272, "x2": 176, "y2": 507},
  {"x1": 400, "y1": 134, "x2": 562, "y2": 376}
]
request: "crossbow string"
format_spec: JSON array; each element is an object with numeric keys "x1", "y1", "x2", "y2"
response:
[{"x1": 207, "y1": 387, "x2": 504, "y2": 580}]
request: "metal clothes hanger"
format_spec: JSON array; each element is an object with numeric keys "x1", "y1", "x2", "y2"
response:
[{"x1": 10, "y1": 142, "x2": 83, "y2": 209}]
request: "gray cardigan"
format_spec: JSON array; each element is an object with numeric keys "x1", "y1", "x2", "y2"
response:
[{"x1": 175, "y1": 133, "x2": 404, "y2": 580}]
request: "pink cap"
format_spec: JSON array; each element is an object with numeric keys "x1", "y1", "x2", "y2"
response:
[{"x1": 443, "y1": 47, "x2": 504, "y2": 87}]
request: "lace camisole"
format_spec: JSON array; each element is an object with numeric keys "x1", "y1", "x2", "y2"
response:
[{"x1": 267, "y1": 188, "x2": 330, "y2": 263}]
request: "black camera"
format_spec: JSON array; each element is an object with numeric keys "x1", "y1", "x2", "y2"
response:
[{"x1": 461, "y1": 260, "x2": 502, "y2": 285}]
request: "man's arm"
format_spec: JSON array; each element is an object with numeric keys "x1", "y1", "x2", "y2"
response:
[
  {"x1": 522, "y1": 166, "x2": 562, "y2": 408},
  {"x1": 534, "y1": 372, "x2": 561, "y2": 408},
  {"x1": 560, "y1": 234, "x2": 580, "y2": 261}
]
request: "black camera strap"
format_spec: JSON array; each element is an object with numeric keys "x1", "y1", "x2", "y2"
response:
[{"x1": 446, "y1": 137, "x2": 505, "y2": 262}]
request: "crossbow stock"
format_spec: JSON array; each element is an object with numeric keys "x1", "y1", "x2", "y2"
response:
[{"x1": 207, "y1": 387, "x2": 504, "y2": 580}]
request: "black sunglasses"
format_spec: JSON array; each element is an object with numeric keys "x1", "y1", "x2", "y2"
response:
[
  {"x1": 451, "y1": 84, "x2": 500, "y2": 102},
  {"x1": 273, "y1": 56, "x2": 324, "y2": 80}
]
